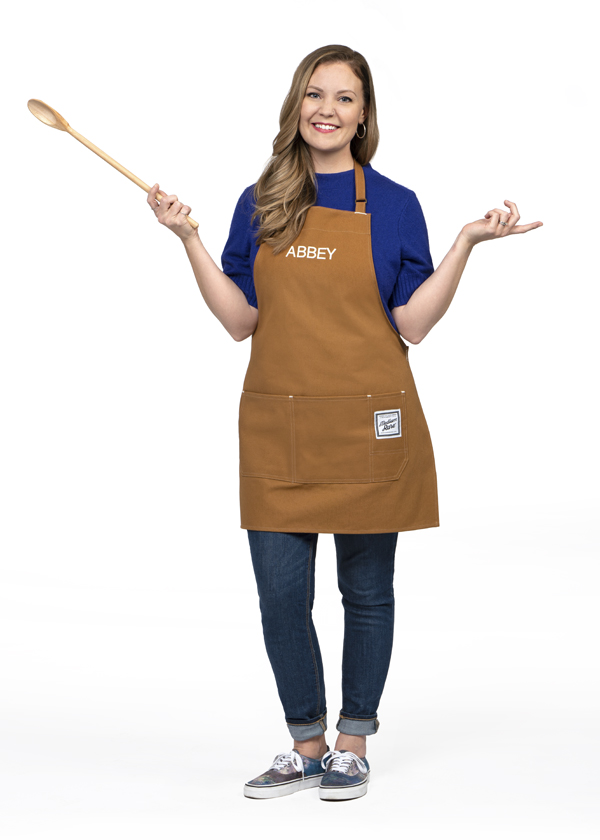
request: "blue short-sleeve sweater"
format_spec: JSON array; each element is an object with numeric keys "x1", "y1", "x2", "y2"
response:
[{"x1": 220, "y1": 162, "x2": 434, "y2": 333}]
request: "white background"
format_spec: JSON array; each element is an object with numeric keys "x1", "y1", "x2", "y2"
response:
[{"x1": 2, "y1": 0, "x2": 598, "y2": 836}]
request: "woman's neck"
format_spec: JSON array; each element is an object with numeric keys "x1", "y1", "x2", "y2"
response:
[{"x1": 311, "y1": 147, "x2": 355, "y2": 174}]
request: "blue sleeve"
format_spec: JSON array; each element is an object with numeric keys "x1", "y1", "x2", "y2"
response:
[
  {"x1": 220, "y1": 185, "x2": 258, "y2": 309},
  {"x1": 390, "y1": 191, "x2": 434, "y2": 308}
]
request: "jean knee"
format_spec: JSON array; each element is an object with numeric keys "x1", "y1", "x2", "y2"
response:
[
  {"x1": 338, "y1": 576, "x2": 395, "y2": 608},
  {"x1": 248, "y1": 530, "x2": 317, "y2": 609}
]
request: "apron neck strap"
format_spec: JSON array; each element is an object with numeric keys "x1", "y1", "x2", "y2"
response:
[{"x1": 354, "y1": 160, "x2": 367, "y2": 214}]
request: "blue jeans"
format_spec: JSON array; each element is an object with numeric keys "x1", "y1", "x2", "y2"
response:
[{"x1": 247, "y1": 530, "x2": 398, "y2": 740}]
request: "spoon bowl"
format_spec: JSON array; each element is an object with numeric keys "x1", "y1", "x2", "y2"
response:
[{"x1": 27, "y1": 99, "x2": 70, "y2": 131}]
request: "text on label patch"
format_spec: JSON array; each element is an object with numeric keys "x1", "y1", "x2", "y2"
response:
[{"x1": 374, "y1": 409, "x2": 402, "y2": 439}]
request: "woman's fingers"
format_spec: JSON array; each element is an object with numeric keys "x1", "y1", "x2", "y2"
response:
[
  {"x1": 147, "y1": 183, "x2": 193, "y2": 237},
  {"x1": 161, "y1": 193, "x2": 179, "y2": 215},
  {"x1": 485, "y1": 206, "x2": 512, "y2": 236},
  {"x1": 148, "y1": 185, "x2": 183, "y2": 213},
  {"x1": 483, "y1": 209, "x2": 501, "y2": 234},
  {"x1": 462, "y1": 200, "x2": 543, "y2": 246},
  {"x1": 485, "y1": 200, "x2": 543, "y2": 236},
  {"x1": 501, "y1": 200, "x2": 543, "y2": 234},
  {"x1": 147, "y1": 182, "x2": 161, "y2": 212},
  {"x1": 499, "y1": 200, "x2": 518, "y2": 236},
  {"x1": 165, "y1": 197, "x2": 186, "y2": 223},
  {"x1": 168, "y1": 199, "x2": 192, "y2": 221},
  {"x1": 508, "y1": 220, "x2": 544, "y2": 234}
]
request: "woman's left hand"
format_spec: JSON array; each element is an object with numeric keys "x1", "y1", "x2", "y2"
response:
[{"x1": 459, "y1": 200, "x2": 543, "y2": 247}]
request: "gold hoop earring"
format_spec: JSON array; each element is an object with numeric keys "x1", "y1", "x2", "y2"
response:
[{"x1": 356, "y1": 123, "x2": 366, "y2": 139}]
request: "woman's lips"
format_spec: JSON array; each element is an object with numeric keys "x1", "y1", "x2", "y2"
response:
[{"x1": 312, "y1": 123, "x2": 339, "y2": 134}]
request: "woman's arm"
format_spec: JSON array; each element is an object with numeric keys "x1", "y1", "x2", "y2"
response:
[
  {"x1": 391, "y1": 232, "x2": 472, "y2": 344},
  {"x1": 182, "y1": 233, "x2": 259, "y2": 342},
  {"x1": 148, "y1": 183, "x2": 259, "y2": 342},
  {"x1": 392, "y1": 200, "x2": 543, "y2": 344}
]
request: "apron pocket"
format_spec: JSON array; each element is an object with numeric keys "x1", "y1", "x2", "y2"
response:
[
  {"x1": 239, "y1": 390, "x2": 409, "y2": 484},
  {"x1": 293, "y1": 394, "x2": 371, "y2": 483},
  {"x1": 293, "y1": 391, "x2": 409, "y2": 483},
  {"x1": 368, "y1": 392, "x2": 409, "y2": 481},
  {"x1": 239, "y1": 391, "x2": 294, "y2": 481}
]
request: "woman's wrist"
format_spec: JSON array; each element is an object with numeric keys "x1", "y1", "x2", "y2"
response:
[
  {"x1": 181, "y1": 230, "x2": 202, "y2": 249},
  {"x1": 455, "y1": 228, "x2": 475, "y2": 254}
]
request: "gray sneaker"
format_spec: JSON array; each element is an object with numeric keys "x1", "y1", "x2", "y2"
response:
[
  {"x1": 319, "y1": 749, "x2": 370, "y2": 800},
  {"x1": 244, "y1": 747, "x2": 329, "y2": 799}
]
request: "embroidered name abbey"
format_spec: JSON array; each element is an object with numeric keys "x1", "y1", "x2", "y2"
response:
[{"x1": 285, "y1": 246, "x2": 337, "y2": 260}]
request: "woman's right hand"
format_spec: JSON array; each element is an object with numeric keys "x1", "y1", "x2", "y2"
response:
[{"x1": 147, "y1": 182, "x2": 198, "y2": 242}]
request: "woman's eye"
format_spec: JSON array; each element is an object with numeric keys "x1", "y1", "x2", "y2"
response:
[{"x1": 306, "y1": 92, "x2": 353, "y2": 103}]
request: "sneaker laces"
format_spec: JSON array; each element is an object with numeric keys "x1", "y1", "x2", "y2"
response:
[
  {"x1": 268, "y1": 750, "x2": 304, "y2": 775},
  {"x1": 321, "y1": 749, "x2": 367, "y2": 774}
]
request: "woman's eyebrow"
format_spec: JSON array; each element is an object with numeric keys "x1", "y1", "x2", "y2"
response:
[{"x1": 307, "y1": 85, "x2": 356, "y2": 95}]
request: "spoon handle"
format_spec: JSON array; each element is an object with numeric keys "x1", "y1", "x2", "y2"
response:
[{"x1": 67, "y1": 126, "x2": 199, "y2": 230}]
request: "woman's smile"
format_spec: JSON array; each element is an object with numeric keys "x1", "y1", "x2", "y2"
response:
[{"x1": 312, "y1": 122, "x2": 340, "y2": 133}]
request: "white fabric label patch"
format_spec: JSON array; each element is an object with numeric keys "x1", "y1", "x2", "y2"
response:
[{"x1": 374, "y1": 408, "x2": 402, "y2": 439}]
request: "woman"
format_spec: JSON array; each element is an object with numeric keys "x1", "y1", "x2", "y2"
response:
[{"x1": 147, "y1": 44, "x2": 542, "y2": 802}]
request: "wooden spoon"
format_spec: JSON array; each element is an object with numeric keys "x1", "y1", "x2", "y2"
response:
[{"x1": 27, "y1": 98, "x2": 199, "y2": 229}]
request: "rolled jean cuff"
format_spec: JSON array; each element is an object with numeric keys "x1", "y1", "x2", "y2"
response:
[
  {"x1": 286, "y1": 713, "x2": 327, "y2": 740},
  {"x1": 336, "y1": 714, "x2": 380, "y2": 736}
]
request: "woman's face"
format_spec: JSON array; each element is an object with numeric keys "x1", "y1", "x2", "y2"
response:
[{"x1": 298, "y1": 62, "x2": 367, "y2": 169}]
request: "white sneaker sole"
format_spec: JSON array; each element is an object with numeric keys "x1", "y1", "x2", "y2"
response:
[
  {"x1": 244, "y1": 773, "x2": 325, "y2": 799},
  {"x1": 319, "y1": 772, "x2": 370, "y2": 801}
]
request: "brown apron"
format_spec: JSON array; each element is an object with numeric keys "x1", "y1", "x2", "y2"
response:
[{"x1": 238, "y1": 160, "x2": 439, "y2": 534}]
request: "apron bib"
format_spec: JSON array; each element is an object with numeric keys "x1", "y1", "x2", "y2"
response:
[{"x1": 238, "y1": 161, "x2": 439, "y2": 534}]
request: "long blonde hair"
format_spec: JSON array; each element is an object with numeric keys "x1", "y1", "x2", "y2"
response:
[{"x1": 252, "y1": 45, "x2": 379, "y2": 255}]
